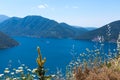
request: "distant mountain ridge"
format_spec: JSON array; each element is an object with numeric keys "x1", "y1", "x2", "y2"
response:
[
  {"x1": 0, "y1": 15, "x2": 9, "y2": 23},
  {"x1": 0, "y1": 31, "x2": 18, "y2": 48},
  {"x1": 77, "y1": 20, "x2": 120, "y2": 41},
  {"x1": 85, "y1": 27, "x2": 97, "y2": 31},
  {"x1": 73, "y1": 26, "x2": 97, "y2": 31},
  {"x1": 0, "y1": 15, "x2": 88, "y2": 39}
]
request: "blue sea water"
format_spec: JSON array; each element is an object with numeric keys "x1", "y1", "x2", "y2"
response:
[{"x1": 0, "y1": 37, "x2": 117, "y2": 74}]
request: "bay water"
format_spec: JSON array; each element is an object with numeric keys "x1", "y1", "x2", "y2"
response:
[{"x1": 0, "y1": 37, "x2": 117, "y2": 74}]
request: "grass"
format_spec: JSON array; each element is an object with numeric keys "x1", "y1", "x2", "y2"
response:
[
  {"x1": 65, "y1": 33, "x2": 120, "y2": 80},
  {"x1": 73, "y1": 57, "x2": 120, "y2": 80}
]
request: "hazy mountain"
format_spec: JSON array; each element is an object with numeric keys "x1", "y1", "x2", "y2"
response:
[
  {"x1": 0, "y1": 31, "x2": 18, "y2": 49},
  {"x1": 0, "y1": 15, "x2": 88, "y2": 39},
  {"x1": 77, "y1": 20, "x2": 120, "y2": 41},
  {"x1": 0, "y1": 15, "x2": 9, "y2": 23},
  {"x1": 85, "y1": 27, "x2": 97, "y2": 31},
  {"x1": 59, "y1": 23, "x2": 88, "y2": 36},
  {"x1": 73, "y1": 26, "x2": 97, "y2": 31}
]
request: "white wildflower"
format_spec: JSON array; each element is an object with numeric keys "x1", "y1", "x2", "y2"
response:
[
  {"x1": 16, "y1": 69, "x2": 23, "y2": 73},
  {"x1": 11, "y1": 72, "x2": 14, "y2": 75},
  {"x1": 13, "y1": 78, "x2": 17, "y2": 80},
  {"x1": 32, "y1": 68, "x2": 37, "y2": 73},
  {"x1": 27, "y1": 69, "x2": 31, "y2": 72},
  {"x1": 51, "y1": 74, "x2": 56, "y2": 77},
  {"x1": 18, "y1": 67, "x2": 23, "y2": 70},
  {"x1": 0, "y1": 74, "x2": 4, "y2": 77},
  {"x1": 75, "y1": 62, "x2": 79, "y2": 65},
  {"x1": 22, "y1": 77, "x2": 26, "y2": 79},
  {"x1": 32, "y1": 74, "x2": 36, "y2": 77},
  {"x1": 6, "y1": 78, "x2": 10, "y2": 80},
  {"x1": 4, "y1": 69, "x2": 10, "y2": 73}
]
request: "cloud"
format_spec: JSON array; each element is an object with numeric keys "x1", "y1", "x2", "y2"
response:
[{"x1": 38, "y1": 4, "x2": 48, "y2": 9}]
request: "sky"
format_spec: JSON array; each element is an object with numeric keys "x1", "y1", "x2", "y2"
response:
[{"x1": 0, "y1": 0, "x2": 120, "y2": 27}]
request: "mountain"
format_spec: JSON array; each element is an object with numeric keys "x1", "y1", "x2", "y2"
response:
[
  {"x1": 85, "y1": 27, "x2": 97, "y2": 31},
  {"x1": 72, "y1": 26, "x2": 90, "y2": 32},
  {"x1": 0, "y1": 31, "x2": 19, "y2": 49},
  {"x1": 0, "y1": 15, "x2": 9, "y2": 23},
  {"x1": 72, "y1": 26, "x2": 97, "y2": 31},
  {"x1": 59, "y1": 23, "x2": 88, "y2": 37},
  {"x1": 77, "y1": 20, "x2": 120, "y2": 41},
  {"x1": 0, "y1": 15, "x2": 88, "y2": 39}
]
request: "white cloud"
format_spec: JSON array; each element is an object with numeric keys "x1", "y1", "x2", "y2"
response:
[{"x1": 38, "y1": 4, "x2": 48, "y2": 9}]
